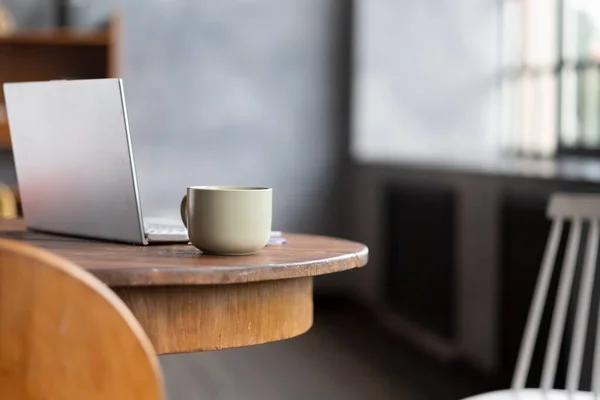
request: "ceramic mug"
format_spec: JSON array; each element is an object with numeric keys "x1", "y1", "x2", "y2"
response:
[{"x1": 180, "y1": 186, "x2": 272, "y2": 255}]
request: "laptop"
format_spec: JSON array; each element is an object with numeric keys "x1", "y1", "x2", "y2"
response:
[{"x1": 3, "y1": 78, "x2": 188, "y2": 244}]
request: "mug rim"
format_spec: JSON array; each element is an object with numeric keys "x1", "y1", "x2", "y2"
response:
[{"x1": 187, "y1": 186, "x2": 271, "y2": 192}]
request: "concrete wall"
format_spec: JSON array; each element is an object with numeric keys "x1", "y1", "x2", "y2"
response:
[
  {"x1": 1, "y1": 0, "x2": 351, "y2": 236},
  {"x1": 352, "y1": 0, "x2": 500, "y2": 165}
]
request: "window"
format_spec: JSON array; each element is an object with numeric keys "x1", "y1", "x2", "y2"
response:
[{"x1": 501, "y1": 0, "x2": 600, "y2": 157}]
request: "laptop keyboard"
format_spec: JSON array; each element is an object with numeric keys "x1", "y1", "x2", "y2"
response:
[
  {"x1": 143, "y1": 221, "x2": 284, "y2": 244},
  {"x1": 144, "y1": 223, "x2": 187, "y2": 235}
]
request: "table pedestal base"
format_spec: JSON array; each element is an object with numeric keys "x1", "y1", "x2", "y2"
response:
[{"x1": 113, "y1": 277, "x2": 313, "y2": 355}]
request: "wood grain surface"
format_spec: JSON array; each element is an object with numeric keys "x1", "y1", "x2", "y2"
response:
[
  {"x1": 114, "y1": 277, "x2": 313, "y2": 354},
  {"x1": 0, "y1": 239, "x2": 163, "y2": 399},
  {"x1": 0, "y1": 220, "x2": 368, "y2": 355},
  {"x1": 0, "y1": 219, "x2": 368, "y2": 287}
]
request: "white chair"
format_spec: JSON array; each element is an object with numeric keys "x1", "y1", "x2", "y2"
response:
[{"x1": 464, "y1": 193, "x2": 600, "y2": 400}]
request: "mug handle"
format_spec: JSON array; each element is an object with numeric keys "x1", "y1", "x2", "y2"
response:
[{"x1": 180, "y1": 194, "x2": 188, "y2": 228}]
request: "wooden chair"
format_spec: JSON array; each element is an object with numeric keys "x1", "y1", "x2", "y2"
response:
[
  {"x1": 0, "y1": 239, "x2": 164, "y2": 399},
  {"x1": 464, "y1": 193, "x2": 600, "y2": 400},
  {"x1": 0, "y1": 183, "x2": 17, "y2": 218}
]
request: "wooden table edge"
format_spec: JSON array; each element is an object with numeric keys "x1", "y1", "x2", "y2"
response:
[
  {"x1": 115, "y1": 276, "x2": 316, "y2": 354},
  {"x1": 95, "y1": 245, "x2": 369, "y2": 288},
  {"x1": 104, "y1": 243, "x2": 368, "y2": 354},
  {"x1": 0, "y1": 221, "x2": 370, "y2": 354}
]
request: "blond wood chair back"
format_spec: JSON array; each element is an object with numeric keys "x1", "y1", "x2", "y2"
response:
[
  {"x1": 0, "y1": 183, "x2": 17, "y2": 218},
  {"x1": 0, "y1": 239, "x2": 164, "y2": 400}
]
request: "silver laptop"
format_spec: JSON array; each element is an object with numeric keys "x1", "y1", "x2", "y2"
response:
[{"x1": 3, "y1": 78, "x2": 188, "y2": 244}]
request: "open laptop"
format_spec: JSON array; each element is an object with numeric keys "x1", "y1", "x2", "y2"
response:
[{"x1": 3, "y1": 78, "x2": 188, "y2": 244}]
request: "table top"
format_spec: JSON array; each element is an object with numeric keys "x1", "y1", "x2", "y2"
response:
[{"x1": 0, "y1": 219, "x2": 368, "y2": 287}]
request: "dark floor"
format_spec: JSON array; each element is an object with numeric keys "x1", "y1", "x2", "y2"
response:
[{"x1": 159, "y1": 297, "x2": 487, "y2": 400}]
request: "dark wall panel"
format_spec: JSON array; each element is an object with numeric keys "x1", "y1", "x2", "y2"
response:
[{"x1": 384, "y1": 183, "x2": 456, "y2": 340}]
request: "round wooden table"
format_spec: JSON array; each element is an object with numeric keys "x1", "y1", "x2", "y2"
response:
[{"x1": 0, "y1": 219, "x2": 368, "y2": 354}]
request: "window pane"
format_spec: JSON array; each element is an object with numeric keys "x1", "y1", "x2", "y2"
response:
[
  {"x1": 525, "y1": 0, "x2": 558, "y2": 68},
  {"x1": 580, "y1": 66, "x2": 600, "y2": 147},
  {"x1": 520, "y1": 73, "x2": 558, "y2": 155},
  {"x1": 561, "y1": 68, "x2": 580, "y2": 146},
  {"x1": 563, "y1": 0, "x2": 600, "y2": 62},
  {"x1": 501, "y1": 0, "x2": 561, "y2": 156},
  {"x1": 538, "y1": 73, "x2": 558, "y2": 156},
  {"x1": 501, "y1": 77, "x2": 522, "y2": 151},
  {"x1": 521, "y1": 75, "x2": 535, "y2": 153}
]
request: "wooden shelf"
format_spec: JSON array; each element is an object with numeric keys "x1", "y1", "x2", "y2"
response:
[
  {"x1": 0, "y1": 14, "x2": 121, "y2": 150},
  {"x1": 0, "y1": 30, "x2": 110, "y2": 46},
  {"x1": 0, "y1": 118, "x2": 10, "y2": 149}
]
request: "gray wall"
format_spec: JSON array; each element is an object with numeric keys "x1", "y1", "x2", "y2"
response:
[
  {"x1": 352, "y1": 0, "x2": 500, "y2": 165},
  {"x1": 1, "y1": 0, "x2": 351, "y2": 235}
]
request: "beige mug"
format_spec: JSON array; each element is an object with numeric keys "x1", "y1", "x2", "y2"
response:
[{"x1": 180, "y1": 186, "x2": 272, "y2": 255}]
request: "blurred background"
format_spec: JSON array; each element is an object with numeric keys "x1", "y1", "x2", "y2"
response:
[{"x1": 1, "y1": 0, "x2": 600, "y2": 399}]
